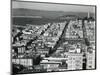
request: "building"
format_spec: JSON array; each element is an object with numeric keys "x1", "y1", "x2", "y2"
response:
[
  {"x1": 67, "y1": 53, "x2": 83, "y2": 70},
  {"x1": 86, "y1": 47, "x2": 95, "y2": 69},
  {"x1": 40, "y1": 60, "x2": 61, "y2": 71},
  {"x1": 12, "y1": 58, "x2": 33, "y2": 67}
]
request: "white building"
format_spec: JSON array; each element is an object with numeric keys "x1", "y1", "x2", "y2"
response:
[{"x1": 67, "y1": 53, "x2": 83, "y2": 70}]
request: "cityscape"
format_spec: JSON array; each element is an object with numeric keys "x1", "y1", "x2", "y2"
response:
[{"x1": 11, "y1": 1, "x2": 96, "y2": 75}]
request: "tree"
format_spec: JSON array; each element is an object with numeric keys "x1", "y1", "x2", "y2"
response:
[
  {"x1": 85, "y1": 38, "x2": 90, "y2": 46},
  {"x1": 33, "y1": 55, "x2": 42, "y2": 65}
]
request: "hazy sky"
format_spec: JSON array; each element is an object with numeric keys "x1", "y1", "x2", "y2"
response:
[{"x1": 12, "y1": 1, "x2": 95, "y2": 13}]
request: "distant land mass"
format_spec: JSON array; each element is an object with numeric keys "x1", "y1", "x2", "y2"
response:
[
  {"x1": 12, "y1": 8, "x2": 95, "y2": 25},
  {"x1": 12, "y1": 8, "x2": 95, "y2": 19}
]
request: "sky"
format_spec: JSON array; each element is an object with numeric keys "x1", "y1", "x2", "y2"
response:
[{"x1": 12, "y1": 1, "x2": 95, "y2": 13}]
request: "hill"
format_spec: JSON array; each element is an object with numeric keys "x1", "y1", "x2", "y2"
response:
[{"x1": 12, "y1": 8, "x2": 95, "y2": 19}]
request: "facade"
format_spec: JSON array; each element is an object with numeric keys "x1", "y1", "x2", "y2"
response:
[{"x1": 67, "y1": 53, "x2": 83, "y2": 70}]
